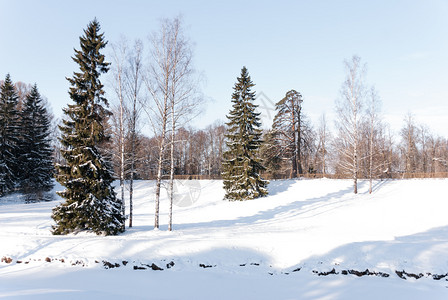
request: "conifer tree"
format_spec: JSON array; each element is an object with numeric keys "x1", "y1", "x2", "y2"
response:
[
  {"x1": 272, "y1": 90, "x2": 304, "y2": 178},
  {"x1": 222, "y1": 67, "x2": 268, "y2": 201},
  {"x1": 52, "y1": 19, "x2": 124, "y2": 235},
  {"x1": 0, "y1": 74, "x2": 20, "y2": 196},
  {"x1": 18, "y1": 84, "x2": 54, "y2": 199}
]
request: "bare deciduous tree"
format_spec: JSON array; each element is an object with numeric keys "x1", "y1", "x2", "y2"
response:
[
  {"x1": 124, "y1": 39, "x2": 144, "y2": 227},
  {"x1": 110, "y1": 37, "x2": 127, "y2": 226},
  {"x1": 315, "y1": 114, "x2": 331, "y2": 175},
  {"x1": 334, "y1": 55, "x2": 366, "y2": 194},
  {"x1": 166, "y1": 17, "x2": 202, "y2": 231},
  {"x1": 400, "y1": 113, "x2": 419, "y2": 174},
  {"x1": 143, "y1": 25, "x2": 171, "y2": 229},
  {"x1": 144, "y1": 17, "x2": 202, "y2": 230},
  {"x1": 110, "y1": 38, "x2": 144, "y2": 228},
  {"x1": 365, "y1": 87, "x2": 382, "y2": 193}
]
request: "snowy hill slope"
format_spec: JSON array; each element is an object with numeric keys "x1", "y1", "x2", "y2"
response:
[{"x1": 1, "y1": 179, "x2": 448, "y2": 299}]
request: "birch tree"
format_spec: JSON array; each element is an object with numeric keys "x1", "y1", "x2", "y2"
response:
[
  {"x1": 124, "y1": 39, "x2": 144, "y2": 228},
  {"x1": 110, "y1": 38, "x2": 144, "y2": 228},
  {"x1": 315, "y1": 114, "x2": 331, "y2": 175},
  {"x1": 144, "y1": 17, "x2": 202, "y2": 230},
  {"x1": 166, "y1": 17, "x2": 202, "y2": 231},
  {"x1": 366, "y1": 87, "x2": 381, "y2": 193},
  {"x1": 110, "y1": 38, "x2": 127, "y2": 226},
  {"x1": 334, "y1": 55, "x2": 366, "y2": 194},
  {"x1": 144, "y1": 25, "x2": 171, "y2": 229}
]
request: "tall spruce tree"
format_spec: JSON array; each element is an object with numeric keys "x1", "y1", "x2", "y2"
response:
[
  {"x1": 222, "y1": 67, "x2": 268, "y2": 201},
  {"x1": 0, "y1": 74, "x2": 20, "y2": 196},
  {"x1": 18, "y1": 84, "x2": 54, "y2": 199},
  {"x1": 52, "y1": 19, "x2": 124, "y2": 235}
]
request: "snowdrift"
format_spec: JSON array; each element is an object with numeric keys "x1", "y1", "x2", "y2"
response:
[{"x1": 1, "y1": 178, "x2": 448, "y2": 299}]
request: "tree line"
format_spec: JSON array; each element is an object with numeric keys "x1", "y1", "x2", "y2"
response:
[{"x1": 104, "y1": 56, "x2": 448, "y2": 190}]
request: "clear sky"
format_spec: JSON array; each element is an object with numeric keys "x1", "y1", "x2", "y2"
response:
[{"x1": 1, "y1": 0, "x2": 447, "y2": 137}]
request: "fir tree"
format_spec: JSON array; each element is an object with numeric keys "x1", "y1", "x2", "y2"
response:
[
  {"x1": 222, "y1": 67, "x2": 268, "y2": 201},
  {"x1": 0, "y1": 74, "x2": 20, "y2": 196},
  {"x1": 52, "y1": 19, "x2": 124, "y2": 235},
  {"x1": 18, "y1": 84, "x2": 54, "y2": 200}
]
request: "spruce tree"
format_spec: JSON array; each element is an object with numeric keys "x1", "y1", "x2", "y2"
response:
[
  {"x1": 18, "y1": 84, "x2": 54, "y2": 200},
  {"x1": 52, "y1": 19, "x2": 124, "y2": 235},
  {"x1": 0, "y1": 74, "x2": 20, "y2": 196},
  {"x1": 222, "y1": 67, "x2": 268, "y2": 201}
]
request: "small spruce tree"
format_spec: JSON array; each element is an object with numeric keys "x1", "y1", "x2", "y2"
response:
[
  {"x1": 0, "y1": 74, "x2": 20, "y2": 196},
  {"x1": 52, "y1": 19, "x2": 124, "y2": 235},
  {"x1": 222, "y1": 67, "x2": 268, "y2": 201},
  {"x1": 18, "y1": 84, "x2": 54, "y2": 200}
]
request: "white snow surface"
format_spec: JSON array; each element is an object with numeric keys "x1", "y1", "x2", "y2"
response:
[{"x1": 1, "y1": 178, "x2": 448, "y2": 299}]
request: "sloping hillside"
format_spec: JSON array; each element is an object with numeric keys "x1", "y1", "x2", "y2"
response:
[{"x1": 1, "y1": 179, "x2": 447, "y2": 299}]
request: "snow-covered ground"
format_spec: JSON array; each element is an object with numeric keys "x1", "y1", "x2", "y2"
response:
[{"x1": 1, "y1": 178, "x2": 448, "y2": 299}]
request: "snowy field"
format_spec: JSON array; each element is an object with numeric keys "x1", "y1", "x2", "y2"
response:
[{"x1": 1, "y1": 178, "x2": 448, "y2": 299}]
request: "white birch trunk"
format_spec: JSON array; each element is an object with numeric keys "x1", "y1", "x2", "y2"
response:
[
  {"x1": 111, "y1": 41, "x2": 127, "y2": 226},
  {"x1": 154, "y1": 110, "x2": 168, "y2": 229},
  {"x1": 354, "y1": 95, "x2": 358, "y2": 194},
  {"x1": 128, "y1": 39, "x2": 143, "y2": 228},
  {"x1": 119, "y1": 85, "x2": 125, "y2": 224},
  {"x1": 168, "y1": 114, "x2": 175, "y2": 231}
]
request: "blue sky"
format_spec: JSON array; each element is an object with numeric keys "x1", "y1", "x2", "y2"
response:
[{"x1": 1, "y1": 0, "x2": 447, "y2": 137}]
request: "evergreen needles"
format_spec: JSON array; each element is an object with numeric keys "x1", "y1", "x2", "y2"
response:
[
  {"x1": 222, "y1": 67, "x2": 268, "y2": 201},
  {"x1": 52, "y1": 19, "x2": 124, "y2": 235}
]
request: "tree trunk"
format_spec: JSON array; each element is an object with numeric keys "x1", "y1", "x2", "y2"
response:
[
  {"x1": 129, "y1": 171, "x2": 134, "y2": 227},
  {"x1": 120, "y1": 93, "x2": 125, "y2": 226},
  {"x1": 353, "y1": 98, "x2": 358, "y2": 194},
  {"x1": 154, "y1": 114, "x2": 167, "y2": 229},
  {"x1": 129, "y1": 39, "x2": 143, "y2": 228},
  {"x1": 369, "y1": 114, "x2": 374, "y2": 194},
  {"x1": 290, "y1": 99, "x2": 298, "y2": 178},
  {"x1": 297, "y1": 113, "x2": 303, "y2": 175},
  {"x1": 129, "y1": 119, "x2": 136, "y2": 228},
  {"x1": 290, "y1": 156, "x2": 297, "y2": 179},
  {"x1": 168, "y1": 116, "x2": 175, "y2": 231},
  {"x1": 369, "y1": 135, "x2": 373, "y2": 194},
  {"x1": 354, "y1": 147, "x2": 358, "y2": 194},
  {"x1": 322, "y1": 140, "x2": 326, "y2": 176}
]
